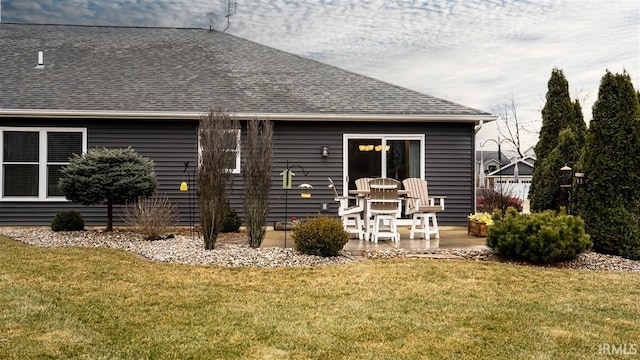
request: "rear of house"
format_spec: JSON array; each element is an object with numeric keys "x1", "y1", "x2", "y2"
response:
[{"x1": 0, "y1": 23, "x2": 495, "y2": 227}]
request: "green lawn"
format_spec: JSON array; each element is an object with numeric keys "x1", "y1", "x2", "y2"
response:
[{"x1": 1, "y1": 235, "x2": 639, "y2": 359}]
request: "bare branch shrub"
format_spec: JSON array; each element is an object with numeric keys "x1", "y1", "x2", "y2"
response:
[
  {"x1": 477, "y1": 183, "x2": 523, "y2": 215},
  {"x1": 198, "y1": 107, "x2": 239, "y2": 250},
  {"x1": 242, "y1": 118, "x2": 273, "y2": 248},
  {"x1": 121, "y1": 194, "x2": 178, "y2": 240}
]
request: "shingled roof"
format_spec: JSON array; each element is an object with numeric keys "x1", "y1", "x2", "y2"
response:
[{"x1": 0, "y1": 23, "x2": 493, "y2": 121}]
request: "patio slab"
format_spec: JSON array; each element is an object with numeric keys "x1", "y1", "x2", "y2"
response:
[{"x1": 260, "y1": 226, "x2": 489, "y2": 252}]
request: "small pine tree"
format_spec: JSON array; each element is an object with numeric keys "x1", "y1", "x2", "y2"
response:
[
  {"x1": 59, "y1": 147, "x2": 157, "y2": 231},
  {"x1": 579, "y1": 70, "x2": 640, "y2": 259}
]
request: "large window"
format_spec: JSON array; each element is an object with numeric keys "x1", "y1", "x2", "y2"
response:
[
  {"x1": 198, "y1": 129, "x2": 241, "y2": 174},
  {"x1": 1, "y1": 127, "x2": 87, "y2": 200},
  {"x1": 344, "y1": 134, "x2": 424, "y2": 191}
]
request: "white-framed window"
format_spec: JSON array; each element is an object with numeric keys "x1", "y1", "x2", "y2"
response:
[
  {"x1": 343, "y1": 134, "x2": 425, "y2": 192},
  {"x1": 197, "y1": 129, "x2": 241, "y2": 174},
  {"x1": 1, "y1": 127, "x2": 87, "y2": 201}
]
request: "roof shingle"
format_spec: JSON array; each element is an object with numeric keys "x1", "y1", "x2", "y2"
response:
[{"x1": 0, "y1": 23, "x2": 491, "y2": 117}]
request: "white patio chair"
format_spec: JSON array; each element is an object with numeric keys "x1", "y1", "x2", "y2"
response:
[
  {"x1": 368, "y1": 178, "x2": 401, "y2": 243},
  {"x1": 328, "y1": 178, "x2": 365, "y2": 240},
  {"x1": 355, "y1": 177, "x2": 374, "y2": 191},
  {"x1": 402, "y1": 178, "x2": 446, "y2": 240}
]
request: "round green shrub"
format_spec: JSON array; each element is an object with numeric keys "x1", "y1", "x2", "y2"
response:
[
  {"x1": 487, "y1": 208, "x2": 592, "y2": 264},
  {"x1": 292, "y1": 216, "x2": 349, "y2": 257},
  {"x1": 51, "y1": 210, "x2": 85, "y2": 232},
  {"x1": 222, "y1": 207, "x2": 242, "y2": 233}
]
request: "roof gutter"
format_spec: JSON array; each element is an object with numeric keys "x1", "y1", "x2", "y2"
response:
[{"x1": 0, "y1": 109, "x2": 497, "y2": 124}]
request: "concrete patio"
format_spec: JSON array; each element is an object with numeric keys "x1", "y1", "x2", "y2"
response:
[{"x1": 261, "y1": 225, "x2": 489, "y2": 252}]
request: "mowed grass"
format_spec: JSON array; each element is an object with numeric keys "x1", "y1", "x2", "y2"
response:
[{"x1": 1, "y1": 236, "x2": 639, "y2": 359}]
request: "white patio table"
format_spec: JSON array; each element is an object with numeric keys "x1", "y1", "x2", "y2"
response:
[{"x1": 348, "y1": 189, "x2": 409, "y2": 240}]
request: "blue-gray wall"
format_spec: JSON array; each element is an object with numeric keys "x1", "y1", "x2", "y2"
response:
[{"x1": 0, "y1": 118, "x2": 474, "y2": 227}]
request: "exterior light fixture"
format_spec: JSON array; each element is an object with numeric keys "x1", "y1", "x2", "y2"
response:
[
  {"x1": 321, "y1": 146, "x2": 329, "y2": 157},
  {"x1": 560, "y1": 164, "x2": 572, "y2": 189},
  {"x1": 180, "y1": 182, "x2": 188, "y2": 191}
]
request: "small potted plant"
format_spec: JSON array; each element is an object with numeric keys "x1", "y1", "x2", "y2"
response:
[{"x1": 467, "y1": 212, "x2": 493, "y2": 237}]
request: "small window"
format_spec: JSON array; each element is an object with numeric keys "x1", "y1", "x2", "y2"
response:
[{"x1": 1, "y1": 127, "x2": 87, "y2": 200}]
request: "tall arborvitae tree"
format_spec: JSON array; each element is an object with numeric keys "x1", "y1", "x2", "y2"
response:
[
  {"x1": 534, "y1": 128, "x2": 581, "y2": 212},
  {"x1": 198, "y1": 107, "x2": 239, "y2": 250},
  {"x1": 529, "y1": 68, "x2": 583, "y2": 212},
  {"x1": 570, "y1": 99, "x2": 588, "y2": 146},
  {"x1": 579, "y1": 71, "x2": 640, "y2": 259}
]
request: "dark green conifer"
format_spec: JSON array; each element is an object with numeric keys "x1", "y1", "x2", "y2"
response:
[
  {"x1": 579, "y1": 71, "x2": 640, "y2": 259},
  {"x1": 59, "y1": 147, "x2": 157, "y2": 231}
]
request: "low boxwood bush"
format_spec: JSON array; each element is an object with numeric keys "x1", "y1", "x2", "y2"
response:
[
  {"x1": 51, "y1": 210, "x2": 85, "y2": 232},
  {"x1": 222, "y1": 207, "x2": 242, "y2": 233},
  {"x1": 487, "y1": 208, "x2": 592, "y2": 264},
  {"x1": 292, "y1": 216, "x2": 349, "y2": 257}
]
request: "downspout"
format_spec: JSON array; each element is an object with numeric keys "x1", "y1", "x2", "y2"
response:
[
  {"x1": 473, "y1": 120, "x2": 484, "y2": 212},
  {"x1": 474, "y1": 119, "x2": 484, "y2": 134}
]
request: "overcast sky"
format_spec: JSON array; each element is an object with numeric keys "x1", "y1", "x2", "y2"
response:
[{"x1": 2, "y1": 0, "x2": 639, "y2": 154}]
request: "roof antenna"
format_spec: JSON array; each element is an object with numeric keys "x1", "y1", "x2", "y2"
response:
[{"x1": 223, "y1": 0, "x2": 237, "y2": 32}]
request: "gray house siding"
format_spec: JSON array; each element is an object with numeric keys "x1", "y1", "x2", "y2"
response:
[
  {"x1": 0, "y1": 118, "x2": 474, "y2": 227},
  {"x1": 240, "y1": 121, "x2": 475, "y2": 226},
  {"x1": 0, "y1": 118, "x2": 198, "y2": 226}
]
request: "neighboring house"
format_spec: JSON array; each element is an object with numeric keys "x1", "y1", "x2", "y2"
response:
[
  {"x1": 0, "y1": 23, "x2": 496, "y2": 227},
  {"x1": 484, "y1": 156, "x2": 536, "y2": 201},
  {"x1": 475, "y1": 150, "x2": 506, "y2": 184}
]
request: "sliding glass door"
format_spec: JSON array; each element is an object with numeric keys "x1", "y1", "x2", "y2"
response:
[{"x1": 344, "y1": 134, "x2": 424, "y2": 192}]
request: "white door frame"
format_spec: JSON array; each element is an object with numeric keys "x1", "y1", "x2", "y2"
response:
[{"x1": 342, "y1": 134, "x2": 425, "y2": 195}]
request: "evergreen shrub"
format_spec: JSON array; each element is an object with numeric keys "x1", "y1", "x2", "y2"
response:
[
  {"x1": 292, "y1": 216, "x2": 349, "y2": 257},
  {"x1": 487, "y1": 208, "x2": 592, "y2": 264},
  {"x1": 222, "y1": 207, "x2": 242, "y2": 233},
  {"x1": 51, "y1": 210, "x2": 85, "y2": 232},
  {"x1": 584, "y1": 205, "x2": 640, "y2": 260}
]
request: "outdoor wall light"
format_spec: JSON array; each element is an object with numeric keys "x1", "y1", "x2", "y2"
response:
[
  {"x1": 180, "y1": 182, "x2": 188, "y2": 192},
  {"x1": 321, "y1": 146, "x2": 329, "y2": 157}
]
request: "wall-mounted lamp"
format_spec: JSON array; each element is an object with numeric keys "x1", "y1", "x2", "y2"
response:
[
  {"x1": 180, "y1": 181, "x2": 188, "y2": 191},
  {"x1": 321, "y1": 146, "x2": 329, "y2": 157}
]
